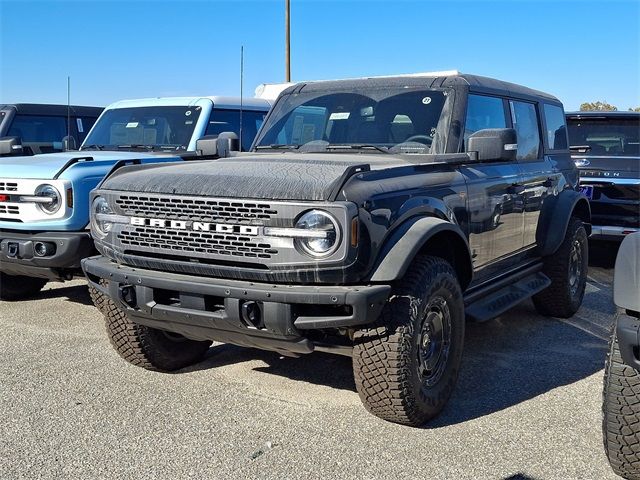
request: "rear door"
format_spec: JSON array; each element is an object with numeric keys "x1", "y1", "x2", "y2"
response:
[
  {"x1": 509, "y1": 99, "x2": 556, "y2": 248},
  {"x1": 460, "y1": 94, "x2": 525, "y2": 278}
]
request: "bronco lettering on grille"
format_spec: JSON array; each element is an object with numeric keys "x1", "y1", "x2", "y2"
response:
[{"x1": 130, "y1": 217, "x2": 260, "y2": 235}]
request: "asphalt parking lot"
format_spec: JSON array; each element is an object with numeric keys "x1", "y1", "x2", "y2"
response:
[{"x1": 0, "y1": 242, "x2": 622, "y2": 480}]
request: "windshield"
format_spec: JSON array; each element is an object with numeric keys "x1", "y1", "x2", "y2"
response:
[
  {"x1": 254, "y1": 88, "x2": 451, "y2": 154},
  {"x1": 81, "y1": 106, "x2": 202, "y2": 151},
  {"x1": 567, "y1": 116, "x2": 640, "y2": 157}
]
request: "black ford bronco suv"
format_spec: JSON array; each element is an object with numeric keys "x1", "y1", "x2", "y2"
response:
[{"x1": 83, "y1": 72, "x2": 591, "y2": 425}]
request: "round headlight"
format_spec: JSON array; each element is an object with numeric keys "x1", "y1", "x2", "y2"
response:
[
  {"x1": 294, "y1": 210, "x2": 340, "y2": 257},
  {"x1": 35, "y1": 184, "x2": 61, "y2": 214},
  {"x1": 91, "y1": 196, "x2": 114, "y2": 237}
]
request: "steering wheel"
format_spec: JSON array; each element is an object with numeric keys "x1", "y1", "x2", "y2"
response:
[{"x1": 404, "y1": 134, "x2": 432, "y2": 145}]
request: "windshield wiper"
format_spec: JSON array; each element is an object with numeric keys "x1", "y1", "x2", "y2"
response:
[
  {"x1": 116, "y1": 144, "x2": 156, "y2": 150},
  {"x1": 255, "y1": 144, "x2": 301, "y2": 150},
  {"x1": 326, "y1": 144, "x2": 389, "y2": 154},
  {"x1": 80, "y1": 144, "x2": 104, "y2": 151}
]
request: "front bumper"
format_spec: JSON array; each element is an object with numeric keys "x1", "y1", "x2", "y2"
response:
[
  {"x1": 616, "y1": 311, "x2": 640, "y2": 369},
  {"x1": 82, "y1": 256, "x2": 391, "y2": 356},
  {"x1": 0, "y1": 230, "x2": 95, "y2": 280}
]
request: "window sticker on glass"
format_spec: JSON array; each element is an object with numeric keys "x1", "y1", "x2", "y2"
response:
[
  {"x1": 126, "y1": 122, "x2": 139, "y2": 128},
  {"x1": 76, "y1": 118, "x2": 84, "y2": 133},
  {"x1": 329, "y1": 112, "x2": 350, "y2": 120},
  {"x1": 185, "y1": 120, "x2": 193, "y2": 125},
  {"x1": 422, "y1": 97, "x2": 432, "y2": 105}
]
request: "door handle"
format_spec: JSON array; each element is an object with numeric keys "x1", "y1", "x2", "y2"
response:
[{"x1": 508, "y1": 183, "x2": 525, "y2": 194}]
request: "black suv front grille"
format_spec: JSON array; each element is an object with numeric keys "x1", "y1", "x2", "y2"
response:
[
  {"x1": 119, "y1": 227, "x2": 278, "y2": 259},
  {"x1": 115, "y1": 195, "x2": 278, "y2": 225}
]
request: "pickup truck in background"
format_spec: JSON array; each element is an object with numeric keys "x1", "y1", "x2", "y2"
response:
[
  {"x1": 567, "y1": 111, "x2": 640, "y2": 240},
  {"x1": 0, "y1": 103, "x2": 103, "y2": 156},
  {"x1": 0, "y1": 95, "x2": 271, "y2": 300}
]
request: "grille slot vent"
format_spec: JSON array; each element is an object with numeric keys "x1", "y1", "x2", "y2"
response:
[
  {"x1": 0, "y1": 205, "x2": 19, "y2": 215},
  {"x1": 118, "y1": 227, "x2": 278, "y2": 259},
  {"x1": 0, "y1": 182, "x2": 18, "y2": 192},
  {"x1": 115, "y1": 195, "x2": 278, "y2": 225}
]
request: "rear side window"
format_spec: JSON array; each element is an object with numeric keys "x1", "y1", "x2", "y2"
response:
[
  {"x1": 205, "y1": 109, "x2": 266, "y2": 151},
  {"x1": 464, "y1": 95, "x2": 507, "y2": 148},
  {"x1": 510, "y1": 101, "x2": 541, "y2": 160},
  {"x1": 7, "y1": 114, "x2": 67, "y2": 143},
  {"x1": 543, "y1": 104, "x2": 568, "y2": 150}
]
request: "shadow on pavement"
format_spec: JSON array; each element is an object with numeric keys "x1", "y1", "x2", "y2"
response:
[
  {"x1": 186, "y1": 294, "x2": 609, "y2": 426},
  {"x1": 589, "y1": 239, "x2": 621, "y2": 269},
  {"x1": 432, "y1": 300, "x2": 608, "y2": 427},
  {"x1": 35, "y1": 283, "x2": 93, "y2": 306}
]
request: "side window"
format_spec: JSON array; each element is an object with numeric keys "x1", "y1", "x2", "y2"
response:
[
  {"x1": 7, "y1": 115, "x2": 67, "y2": 143},
  {"x1": 509, "y1": 100, "x2": 541, "y2": 160},
  {"x1": 542, "y1": 104, "x2": 568, "y2": 150},
  {"x1": 205, "y1": 109, "x2": 266, "y2": 151},
  {"x1": 464, "y1": 95, "x2": 507, "y2": 149}
]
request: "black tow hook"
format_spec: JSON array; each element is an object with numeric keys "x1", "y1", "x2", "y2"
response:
[
  {"x1": 7, "y1": 242, "x2": 19, "y2": 258},
  {"x1": 119, "y1": 285, "x2": 137, "y2": 309}
]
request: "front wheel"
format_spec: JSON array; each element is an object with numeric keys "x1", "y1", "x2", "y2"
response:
[
  {"x1": 603, "y1": 325, "x2": 640, "y2": 480},
  {"x1": 352, "y1": 256, "x2": 465, "y2": 426},
  {"x1": 0, "y1": 272, "x2": 47, "y2": 301},
  {"x1": 533, "y1": 216, "x2": 588, "y2": 318},
  {"x1": 100, "y1": 294, "x2": 211, "y2": 372}
]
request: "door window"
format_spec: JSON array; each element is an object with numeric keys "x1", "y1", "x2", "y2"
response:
[
  {"x1": 510, "y1": 101, "x2": 541, "y2": 160},
  {"x1": 205, "y1": 109, "x2": 266, "y2": 151},
  {"x1": 464, "y1": 94, "x2": 507, "y2": 149},
  {"x1": 542, "y1": 104, "x2": 568, "y2": 150}
]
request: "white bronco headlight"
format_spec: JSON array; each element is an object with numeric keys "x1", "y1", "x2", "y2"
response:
[{"x1": 34, "y1": 184, "x2": 62, "y2": 214}]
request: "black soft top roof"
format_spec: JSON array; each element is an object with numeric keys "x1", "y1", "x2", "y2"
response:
[
  {"x1": 0, "y1": 103, "x2": 103, "y2": 116},
  {"x1": 284, "y1": 72, "x2": 561, "y2": 104}
]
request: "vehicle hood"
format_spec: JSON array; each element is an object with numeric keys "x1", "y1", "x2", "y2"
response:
[
  {"x1": 101, "y1": 153, "x2": 411, "y2": 201},
  {"x1": 0, "y1": 151, "x2": 160, "y2": 180},
  {"x1": 573, "y1": 154, "x2": 640, "y2": 179}
]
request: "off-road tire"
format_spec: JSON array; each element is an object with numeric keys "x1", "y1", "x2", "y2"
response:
[
  {"x1": 603, "y1": 326, "x2": 640, "y2": 479},
  {"x1": 533, "y1": 216, "x2": 588, "y2": 318},
  {"x1": 352, "y1": 255, "x2": 465, "y2": 426},
  {"x1": 102, "y1": 294, "x2": 211, "y2": 372},
  {"x1": 0, "y1": 272, "x2": 47, "y2": 301},
  {"x1": 88, "y1": 280, "x2": 111, "y2": 316}
]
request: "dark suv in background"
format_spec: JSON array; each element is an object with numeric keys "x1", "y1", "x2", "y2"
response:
[
  {"x1": 567, "y1": 111, "x2": 640, "y2": 240},
  {"x1": 0, "y1": 103, "x2": 103, "y2": 156}
]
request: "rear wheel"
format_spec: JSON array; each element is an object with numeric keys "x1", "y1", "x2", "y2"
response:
[
  {"x1": 603, "y1": 325, "x2": 640, "y2": 479},
  {"x1": 0, "y1": 273, "x2": 47, "y2": 301},
  {"x1": 533, "y1": 216, "x2": 588, "y2": 318},
  {"x1": 100, "y1": 292, "x2": 211, "y2": 372},
  {"x1": 352, "y1": 256, "x2": 465, "y2": 426}
]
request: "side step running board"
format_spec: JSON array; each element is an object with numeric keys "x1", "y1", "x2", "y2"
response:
[{"x1": 465, "y1": 272, "x2": 551, "y2": 322}]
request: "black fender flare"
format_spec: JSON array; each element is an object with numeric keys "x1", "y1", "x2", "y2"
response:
[
  {"x1": 369, "y1": 216, "x2": 473, "y2": 288},
  {"x1": 536, "y1": 188, "x2": 591, "y2": 257}
]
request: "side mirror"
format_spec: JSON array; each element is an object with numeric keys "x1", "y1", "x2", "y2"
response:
[
  {"x1": 196, "y1": 132, "x2": 239, "y2": 158},
  {"x1": 467, "y1": 128, "x2": 517, "y2": 161},
  {"x1": 63, "y1": 135, "x2": 77, "y2": 151},
  {"x1": 0, "y1": 136, "x2": 24, "y2": 156}
]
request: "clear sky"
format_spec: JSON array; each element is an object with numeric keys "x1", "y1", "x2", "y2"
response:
[{"x1": 1, "y1": 0, "x2": 638, "y2": 111}]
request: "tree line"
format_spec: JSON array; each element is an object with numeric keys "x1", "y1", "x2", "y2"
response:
[{"x1": 580, "y1": 101, "x2": 640, "y2": 112}]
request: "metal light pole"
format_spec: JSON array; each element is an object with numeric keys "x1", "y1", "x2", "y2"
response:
[{"x1": 285, "y1": 0, "x2": 291, "y2": 82}]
